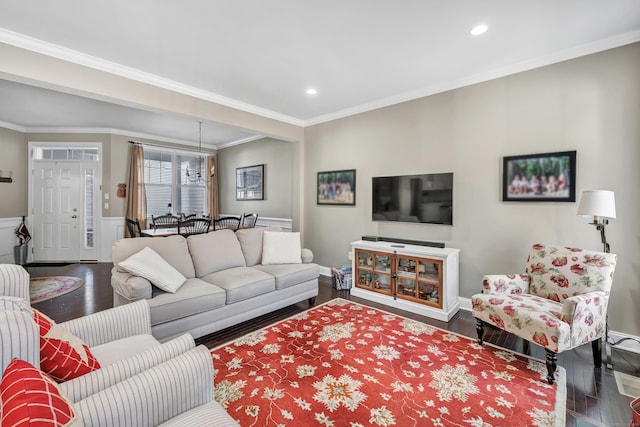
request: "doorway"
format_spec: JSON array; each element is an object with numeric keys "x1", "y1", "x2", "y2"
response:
[{"x1": 29, "y1": 143, "x2": 101, "y2": 262}]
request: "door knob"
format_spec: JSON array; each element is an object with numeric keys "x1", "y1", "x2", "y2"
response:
[{"x1": 71, "y1": 215, "x2": 78, "y2": 219}]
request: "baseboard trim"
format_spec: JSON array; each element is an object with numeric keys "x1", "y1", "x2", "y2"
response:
[{"x1": 319, "y1": 266, "x2": 331, "y2": 277}]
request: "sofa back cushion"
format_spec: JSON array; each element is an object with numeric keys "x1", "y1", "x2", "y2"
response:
[
  {"x1": 112, "y1": 235, "x2": 196, "y2": 279},
  {"x1": 526, "y1": 243, "x2": 617, "y2": 303},
  {"x1": 187, "y1": 229, "x2": 247, "y2": 277},
  {"x1": 235, "y1": 227, "x2": 282, "y2": 266}
]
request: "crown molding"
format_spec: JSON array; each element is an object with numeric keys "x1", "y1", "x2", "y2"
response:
[
  {"x1": 1, "y1": 27, "x2": 638, "y2": 130},
  {"x1": 0, "y1": 121, "x2": 266, "y2": 150},
  {"x1": 216, "y1": 135, "x2": 266, "y2": 149},
  {"x1": 0, "y1": 28, "x2": 305, "y2": 128},
  {"x1": 0, "y1": 120, "x2": 26, "y2": 132},
  {"x1": 23, "y1": 126, "x2": 220, "y2": 149},
  {"x1": 304, "y1": 30, "x2": 640, "y2": 126}
]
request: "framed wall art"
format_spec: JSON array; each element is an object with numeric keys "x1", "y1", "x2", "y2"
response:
[
  {"x1": 317, "y1": 169, "x2": 356, "y2": 206},
  {"x1": 502, "y1": 150, "x2": 576, "y2": 202},
  {"x1": 236, "y1": 164, "x2": 264, "y2": 200}
]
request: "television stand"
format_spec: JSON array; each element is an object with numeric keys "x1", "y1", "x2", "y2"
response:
[{"x1": 351, "y1": 240, "x2": 459, "y2": 321}]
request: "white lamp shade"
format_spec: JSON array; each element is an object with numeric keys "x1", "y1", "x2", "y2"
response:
[{"x1": 576, "y1": 190, "x2": 616, "y2": 219}]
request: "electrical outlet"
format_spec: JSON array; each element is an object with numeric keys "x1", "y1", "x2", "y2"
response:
[
  {"x1": 105, "y1": 193, "x2": 109, "y2": 200},
  {"x1": 104, "y1": 202, "x2": 109, "y2": 209},
  {"x1": 347, "y1": 251, "x2": 353, "y2": 260}
]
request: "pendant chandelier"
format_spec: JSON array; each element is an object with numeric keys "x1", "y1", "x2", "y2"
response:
[{"x1": 185, "y1": 121, "x2": 215, "y2": 183}]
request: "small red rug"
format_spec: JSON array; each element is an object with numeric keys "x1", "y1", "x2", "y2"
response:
[
  {"x1": 211, "y1": 299, "x2": 566, "y2": 427},
  {"x1": 29, "y1": 276, "x2": 84, "y2": 304}
]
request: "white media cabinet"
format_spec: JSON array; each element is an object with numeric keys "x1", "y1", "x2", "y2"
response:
[{"x1": 350, "y1": 240, "x2": 460, "y2": 322}]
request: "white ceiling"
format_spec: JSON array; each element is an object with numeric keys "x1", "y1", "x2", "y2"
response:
[{"x1": 0, "y1": 1, "x2": 639, "y2": 147}]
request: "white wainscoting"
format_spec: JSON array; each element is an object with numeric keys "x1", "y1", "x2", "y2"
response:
[
  {"x1": 99, "y1": 217, "x2": 126, "y2": 263},
  {"x1": 0, "y1": 217, "x2": 26, "y2": 264}
]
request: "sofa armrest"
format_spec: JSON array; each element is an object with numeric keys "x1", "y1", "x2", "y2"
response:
[
  {"x1": 561, "y1": 291, "x2": 609, "y2": 324},
  {"x1": 74, "y1": 345, "x2": 214, "y2": 427},
  {"x1": 111, "y1": 268, "x2": 152, "y2": 301},
  {"x1": 481, "y1": 274, "x2": 530, "y2": 295},
  {"x1": 301, "y1": 248, "x2": 314, "y2": 263},
  {"x1": 0, "y1": 264, "x2": 30, "y2": 300},
  {"x1": 0, "y1": 308, "x2": 39, "y2": 376},
  {"x1": 561, "y1": 291, "x2": 609, "y2": 346},
  {"x1": 60, "y1": 300, "x2": 151, "y2": 347},
  {"x1": 60, "y1": 333, "x2": 195, "y2": 403}
]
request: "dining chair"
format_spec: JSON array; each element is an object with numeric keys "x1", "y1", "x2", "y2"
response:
[
  {"x1": 125, "y1": 218, "x2": 142, "y2": 238},
  {"x1": 241, "y1": 213, "x2": 259, "y2": 228},
  {"x1": 178, "y1": 217, "x2": 212, "y2": 237},
  {"x1": 151, "y1": 214, "x2": 179, "y2": 229},
  {"x1": 213, "y1": 216, "x2": 241, "y2": 231}
]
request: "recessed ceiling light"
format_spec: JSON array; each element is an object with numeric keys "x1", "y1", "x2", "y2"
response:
[
  {"x1": 306, "y1": 88, "x2": 317, "y2": 95},
  {"x1": 470, "y1": 24, "x2": 488, "y2": 36}
]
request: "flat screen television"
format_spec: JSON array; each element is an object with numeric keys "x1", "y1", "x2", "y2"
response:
[{"x1": 372, "y1": 172, "x2": 453, "y2": 225}]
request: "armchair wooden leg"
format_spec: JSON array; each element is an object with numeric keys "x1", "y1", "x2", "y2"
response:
[
  {"x1": 592, "y1": 338, "x2": 602, "y2": 368},
  {"x1": 545, "y1": 350, "x2": 557, "y2": 385},
  {"x1": 476, "y1": 319, "x2": 484, "y2": 345},
  {"x1": 308, "y1": 297, "x2": 316, "y2": 307}
]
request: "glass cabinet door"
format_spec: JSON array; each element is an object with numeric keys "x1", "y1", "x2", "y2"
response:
[{"x1": 355, "y1": 249, "x2": 392, "y2": 295}]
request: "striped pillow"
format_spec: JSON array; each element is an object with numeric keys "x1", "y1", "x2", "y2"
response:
[
  {"x1": 0, "y1": 358, "x2": 79, "y2": 426},
  {"x1": 34, "y1": 309, "x2": 101, "y2": 382}
]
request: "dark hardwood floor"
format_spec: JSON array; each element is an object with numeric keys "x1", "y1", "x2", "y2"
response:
[{"x1": 26, "y1": 262, "x2": 639, "y2": 426}]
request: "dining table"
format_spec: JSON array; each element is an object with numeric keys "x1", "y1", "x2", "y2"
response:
[{"x1": 140, "y1": 227, "x2": 180, "y2": 237}]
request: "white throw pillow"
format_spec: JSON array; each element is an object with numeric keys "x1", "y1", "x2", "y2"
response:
[
  {"x1": 119, "y1": 247, "x2": 187, "y2": 293},
  {"x1": 261, "y1": 231, "x2": 302, "y2": 265}
]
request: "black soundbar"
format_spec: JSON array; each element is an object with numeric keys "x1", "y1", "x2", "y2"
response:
[{"x1": 361, "y1": 236, "x2": 445, "y2": 248}]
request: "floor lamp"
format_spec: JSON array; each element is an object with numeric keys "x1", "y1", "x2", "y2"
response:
[{"x1": 576, "y1": 190, "x2": 622, "y2": 369}]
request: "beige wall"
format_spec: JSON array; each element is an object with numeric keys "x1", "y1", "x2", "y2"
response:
[
  {"x1": 304, "y1": 43, "x2": 640, "y2": 335},
  {"x1": 0, "y1": 127, "x2": 27, "y2": 217},
  {"x1": 218, "y1": 138, "x2": 294, "y2": 220}
]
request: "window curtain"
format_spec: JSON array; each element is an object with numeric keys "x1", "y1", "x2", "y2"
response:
[
  {"x1": 125, "y1": 144, "x2": 147, "y2": 236},
  {"x1": 207, "y1": 154, "x2": 219, "y2": 218}
]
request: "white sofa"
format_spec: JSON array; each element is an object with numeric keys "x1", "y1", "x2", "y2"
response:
[
  {"x1": 111, "y1": 227, "x2": 319, "y2": 341},
  {"x1": 0, "y1": 264, "x2": 239, "y2": 426}
]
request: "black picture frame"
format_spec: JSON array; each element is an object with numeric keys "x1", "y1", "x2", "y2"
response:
[
  {"x1": 317, "y1": 169, "x2": 356, "y2": 206},
  {"x1": 502, "y1": 150, "x2": 576, "y2": 202},
  {"x1": 236, "y1": 164, "x2": 264, "y2": 200}
]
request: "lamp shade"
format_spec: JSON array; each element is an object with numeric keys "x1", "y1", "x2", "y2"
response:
[{"x1": 576, "y1": 190, "x2": 616, "y2": 219}]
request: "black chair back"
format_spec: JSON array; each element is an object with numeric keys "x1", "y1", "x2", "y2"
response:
[
  {"x1": 125, "y1": 218, "x2": 142, "y2": 238},
  {"x1": 213, "y1": 216, "x2": 241, "y2": 231},
  {"x1": 178, "y1": 218, "x2": 212, "y2": 237},
  {"x1": 152, "y1": 214, "x2": 179, "y2": 229},
  {"x1": 241, "y1": 213, "x2": 259, "y2": 228}
]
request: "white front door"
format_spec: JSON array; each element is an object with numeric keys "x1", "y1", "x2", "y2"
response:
[{"x1": 32, "y1": 161, "x2": 82, "y2": 261}]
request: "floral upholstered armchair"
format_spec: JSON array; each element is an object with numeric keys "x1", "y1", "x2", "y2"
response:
[{"x1": 472, "y1": 244, "x2": 617, "y2": 384}]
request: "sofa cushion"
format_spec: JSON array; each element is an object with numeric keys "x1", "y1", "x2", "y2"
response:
[
  {"x1": 254, "y1": 263, "x2": 320, "y2": 290},
  {"x1": 201, "y1": 267, "x2": 275, "y2": 304},
  {"x1": 112, "y1": 235, "x2": 196, "y2": 279},
  {"x1": 119, "y1": 247, "x2": 187, "y2": 294},
  {"x1": 34, "y1": 309, "x2": 102, "y2": 382},
  {"x1": 262, "y1": 231, "x2": 302, "y2": 265},
  {"x1": 0, "y1": 359, "x2": 80, "y2": 427},
  {"x1": 188, "y1": 230, "x2": 246, "y2": 277},
  {"x1": 90, "y1": 334, "x2": 160, "y2": 367},
  {"x1": 147, "y1": 278, "x2": 227, "y2": 325},
  {"x1": 235, "y1": 226, "x2": 282, "y2": 267}
]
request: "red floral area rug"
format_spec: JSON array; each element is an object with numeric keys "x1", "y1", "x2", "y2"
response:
[{"x1": 211, "y1": 298, "x2": 566, "y2": 427}]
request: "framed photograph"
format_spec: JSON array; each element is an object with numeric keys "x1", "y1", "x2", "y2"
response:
[
  {"x1": 236, "y1": 164, "x2": 264, "y2": 200},
  {"x1": 503, "y1": 150, "x2": 576, "y2": 202},
  {"x1": 317, "y1": 169, "x2": 356, "y2": 206}
]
